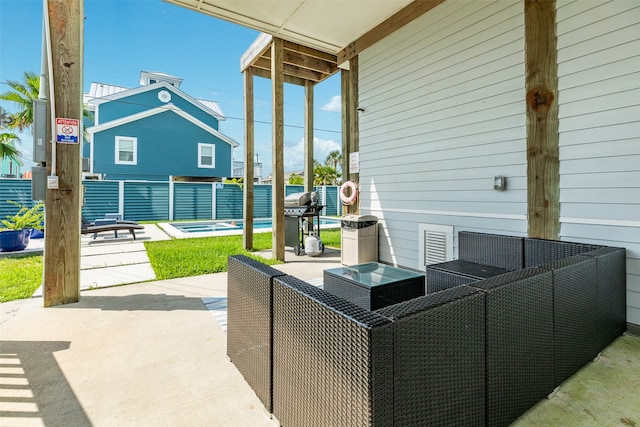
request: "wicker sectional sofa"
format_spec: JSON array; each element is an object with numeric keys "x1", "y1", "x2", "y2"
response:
[{"x1": 226, "y1": 232, "x2": 626, "y2": 426}]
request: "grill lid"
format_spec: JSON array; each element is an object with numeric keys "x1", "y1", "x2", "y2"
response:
[{"x1": 285, "y1": 192, "x2": 316, "y2": 207}]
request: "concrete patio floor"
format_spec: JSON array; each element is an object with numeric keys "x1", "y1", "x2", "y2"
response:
[{"x1": 1, "y1": 229, "x2": 639, "y2": 426}]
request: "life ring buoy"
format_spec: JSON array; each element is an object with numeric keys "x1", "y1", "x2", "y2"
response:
[{"x1": 340, "y1": 181, "x2": 358, "y2": 205}]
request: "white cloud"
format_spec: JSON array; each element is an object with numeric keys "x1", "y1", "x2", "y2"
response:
[
  {"x1": 320, "y1": 95, "x2": 341, "y2": 112},
  {"x1": 284, "y1": 136, "x2": 341, "y2": 172}
]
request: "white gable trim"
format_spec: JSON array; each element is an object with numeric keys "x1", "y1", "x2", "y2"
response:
[
  {"x1": 88, "y1": 81, "x2": 226, "y2": 121},
  {"x1": 87, "y1": 103, "x2": 239, "y2": 148}
]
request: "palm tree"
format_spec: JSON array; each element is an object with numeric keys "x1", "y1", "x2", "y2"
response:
[
  {"x1": 314, "y1": 164, "x2": 339, "y2": 185},
  {"x1": 288, "y1": 173, "x2": 304, "y2": 185},
  {"x1": 0, "y1": 70, "x2": 93, "y2": 133},
  {"x1": 325, "y1": 150, "x2": 342, "y2": 172},
  {"x1": 0, "y1": 71, "x2": 40, "y2": 131},
  {"x1": 0, "y1": 133, "x2": 22, "y2": 175}
]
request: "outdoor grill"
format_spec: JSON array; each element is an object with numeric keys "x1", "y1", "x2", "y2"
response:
[{"x1": 284, "y1": 192, "x2": 324, "y2": 255}]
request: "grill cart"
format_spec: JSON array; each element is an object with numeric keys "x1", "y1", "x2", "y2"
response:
[{"x1": 284, "y1": 192, "x2": 325, "y2": 256}]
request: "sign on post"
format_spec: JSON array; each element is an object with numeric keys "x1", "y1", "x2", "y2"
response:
[
  {"x1": 349, "y1": 151, "x2": 360, "y2": 174},
  {"x1": 56, "y1": 118, "x2": 80, "y2": 144}
]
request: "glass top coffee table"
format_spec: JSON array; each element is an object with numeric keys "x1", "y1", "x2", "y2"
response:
[{"x1": 323, "y1": 262, "x2": 425, "y2": 310}]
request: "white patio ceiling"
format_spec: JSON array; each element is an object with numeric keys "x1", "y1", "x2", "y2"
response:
[{"x1": 163, "y1": 0, "x2": 442, "y2": 63}]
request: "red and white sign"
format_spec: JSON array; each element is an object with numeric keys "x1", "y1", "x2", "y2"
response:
[{"x1": 56, "y1": 118, "x2": 79, "y2": 144}]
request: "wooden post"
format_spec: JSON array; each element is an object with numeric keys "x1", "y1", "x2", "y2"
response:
[
  {"x1": 271, "y1": 38, "x2": 285, "y2": 261},
  {"x1": 525, "y1": 0, "x2": 559, "y2": 239},
  {"x1": 243, "y1": 68, "x2": 254, "y2": 250},
  {"x1": 304, "y1": 80, "x2": 314, "y2": 193},
  {"x1": 44, "y1": 0, "x2": 83, "y2": 306},
  {"x1": 341, "y1": 57, "x2": 360, "y2": 214},
  {"x1": 341, "y1": 68, "x2": 350, "y2": 187}
]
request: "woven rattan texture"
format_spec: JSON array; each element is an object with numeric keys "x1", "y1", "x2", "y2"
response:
[
  {"x1": 272, "y1": 275, "x2": 394, "y2": 427},
  {"x1": 459, "y1": 231, "x2": 524, "y2": 270},
  {"x1": 324, "y1": 270, "x2": 425, "y2": 310},
  {"x1": 585, "y1": 247, "x2": 627, "y2": 349},
  {"x1": 524, "y1": 238, "x2": 599, "y2": 267},
  {"x1": 324, "y1": 272, "x2": 372, "y2": 309},
  {"x1": 545, "y1": 256, "x2": 598, "y2": 386},
  {"x1": 426, "y1": 267, "x2": 474, "y2": 293},
  {"x1": 378, "y1": 286, "x2": 486, "y2": 426},
  {"x1": 470, "y1": 269, "x2": 554, "y2": 427},
  {"x1": 226, "y1": 255, "x2": 286, "y2": 412}
]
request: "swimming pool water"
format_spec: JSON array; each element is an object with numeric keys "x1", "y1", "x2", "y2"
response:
[{"x1": 169, "y1": 218, "x2": 340, "y2": 234}]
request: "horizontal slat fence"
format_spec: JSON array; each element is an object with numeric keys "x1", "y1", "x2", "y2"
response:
[
  {"x1": 0, "y1": 179, "x2": 36, "y2": 222},
  {"x1": 83, "y1": 180, "x2": 120, "y2": 221},
  {"x1": 0, "y1": 178, "x2": 340, "y2": 223},
  {"x1": 174, "y1": 183, "x2": 213, "y2": 220}
]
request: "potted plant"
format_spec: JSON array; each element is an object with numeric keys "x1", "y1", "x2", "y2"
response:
[{"x1": 0, "y1": 201, "x2": 44, "y2": 252}]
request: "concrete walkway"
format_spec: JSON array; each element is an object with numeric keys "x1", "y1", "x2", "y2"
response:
[
  {"x1": 27, "y1": 224, "x2": 170, "y2": 297},
  {"x1": 2, "y1": 230, "x2": 640, "y2": 426}
]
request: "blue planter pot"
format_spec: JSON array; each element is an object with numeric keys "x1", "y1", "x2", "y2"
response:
[
  {"x1": 0, "y1": 229, "x2": 31, "y2": 252},
  {"x1": 30, "y1": 228, "x2": 45, "y2": 239}
]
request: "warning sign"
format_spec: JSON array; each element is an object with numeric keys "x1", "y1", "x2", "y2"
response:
[{"x1": 56, "y1": 118, "x2": 80, "y2": 144}]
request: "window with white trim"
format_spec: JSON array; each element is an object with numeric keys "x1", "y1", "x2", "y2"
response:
[
  {"x1": 198, "y1": 143, "x2": 215, "y2": 168},
  {"x1": 115, "y1": 136, "x2": 137, "y2": 165}
]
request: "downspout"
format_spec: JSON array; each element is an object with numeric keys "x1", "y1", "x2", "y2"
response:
[{"x1": 42, "y1": 0, "x2": 57, "y2": 178}]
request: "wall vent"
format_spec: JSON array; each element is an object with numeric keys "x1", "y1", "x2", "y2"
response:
[{"x1": 418, "y1": 223, "x2": 454, "y2": 269}]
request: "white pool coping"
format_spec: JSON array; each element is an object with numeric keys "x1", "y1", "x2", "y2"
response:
[{"x1": 158, "y1": 217, "x2": 341, "y2": 239}]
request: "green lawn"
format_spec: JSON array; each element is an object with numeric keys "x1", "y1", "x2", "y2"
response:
[
  {"x1": 0, "y1": 228, "x2": 342, "y2": 302},
  {"x1": 0, "y1": 255, "x2": 43, "y2": 303},
  {"x1": 145, "y1": 229, "x2": 340, "y2": 280}
]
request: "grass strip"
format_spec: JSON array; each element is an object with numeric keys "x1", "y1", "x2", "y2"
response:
[
  {"x1": 0, "y1": 229, "x2": 342, "y2": 301},
  {"x1": 145, "y1": 229, "x2": 341, "y2": 280},
  {"x1": 0, "y1": 255, "x2": 43, "y2": 303}
]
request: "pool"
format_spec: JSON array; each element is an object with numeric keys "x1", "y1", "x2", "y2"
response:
[{"x1": 159, "y1": 217, "x2": 341, "y2": 238}]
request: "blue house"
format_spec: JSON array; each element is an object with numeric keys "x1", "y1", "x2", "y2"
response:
[{"x1": 85, "y1": 71, "x2": 239, "y2": 181}]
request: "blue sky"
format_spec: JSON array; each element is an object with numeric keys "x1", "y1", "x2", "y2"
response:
[{"x1": 0, "y1": 0, "x2": 343, "y2": 177}]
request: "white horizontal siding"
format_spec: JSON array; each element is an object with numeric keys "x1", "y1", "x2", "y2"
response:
[
  {"x1": 557, "y1": 0, "x2": 640, "y2": 326},
  {"x1": 359, "y1": 0, "x2": 526, "y2": 270}
]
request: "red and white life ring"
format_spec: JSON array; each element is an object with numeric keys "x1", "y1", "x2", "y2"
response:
[{"x1": 340, "y1": 181, "x2": 358, "y2": 205}]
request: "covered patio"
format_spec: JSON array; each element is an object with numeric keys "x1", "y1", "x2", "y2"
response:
[
  {"x1": 164, "y1": 0, "x2": 640, "y2": 331},
  {"x1": 2, "y1": 259, "x2": 639, "y2": 425}
]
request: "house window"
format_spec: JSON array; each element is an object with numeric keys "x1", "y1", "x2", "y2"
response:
[
  {"x1": 115, "y1": 136, "x2": 137, "y2": 165},
  {"x1": 198, "y1": 143, "x2": 215, "y2": 168}
]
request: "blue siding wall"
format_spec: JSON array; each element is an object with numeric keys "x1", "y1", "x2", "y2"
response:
[
  {"x1": 0, "y1": 179, "x2": 34, "y2": 221},
  {"x1": 82, "y1": 113, "x2": 94, "y2": 159},
  {"x1": 124, "y1": 182, "x2": 169, "y2": 221},
  {"x1": 93, "y1": 110, "x2": 232, "y2": 181},
  {"x1": 82, "y1": 181, "x2": 120, "y2": 221},
  {"x1": 98, "y1": 88, "x2": 219, "y2": 130},
  {"x1": 174, "y1": 183, "x2": 213, "y2": 220}
]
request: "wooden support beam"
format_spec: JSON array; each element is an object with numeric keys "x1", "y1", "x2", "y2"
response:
[
  {"x1": 304, "y1": 80, "x2": 314, "y2": 193},
  {"x1": 282, "y1": 40, "x2": 338, "y2": 64},
  {"x1": 337, "y1": 0, "x2": 445, "y2": 65},
  {"x1": 348, "y1": 57, "x2": 359, "y2": 214},
  {"x1": 263, "y1": 49, "x2": 336, "y2": 75},
  {"x1": 271, "y1": 38, "x2": 285, "y2": 261},
  {"x1": 251, "y1": 66, "x2": 306, "y2": 86},
  {"x1": 525, "y1": 0, "x2": 559, "y2": 240},
  {"x1": 283, "y1": 51, "x2": 334, "y2": 74},
  {"x1": 44, "y1": 0, "x2": 83, "y2": 306},
  {"x1": 243, "y1": 67, "x2": 254, "y2": 250},
  {"x1": 341, "y1": 68, "x2": 350, "y2": 187},
  {"x1": 252, "y1": 56, "x2": 325, "y2": 82},
  {"x1": 341, "y1": 56, "x2": 360, "y2": 214}
]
